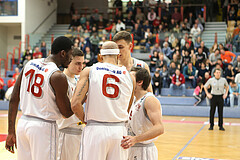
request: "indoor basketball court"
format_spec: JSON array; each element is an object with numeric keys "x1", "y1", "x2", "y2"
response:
[{"x1": 1, "y1": 111, "x2": 239, "y2": 160}]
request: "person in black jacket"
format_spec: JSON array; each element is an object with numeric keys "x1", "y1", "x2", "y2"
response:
[{"x1": 152, "y1": 71, "x2": 162, "y2": 96}]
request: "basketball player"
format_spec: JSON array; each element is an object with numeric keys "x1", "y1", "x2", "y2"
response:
[
  {"x1": 121, "y1": 67, "x2": 164, "y2": 160},
  {"x1": 71, "y1": 41, "x2": 135, "y2": 160},
  {"x1": 57, "y1": 48, "x2": 84, "y2": 160},
  {"x1": 5, "y1": 36, "x2": 74, "y2": 160},
  {"x1": 113, "y1": 31, "x2": 153, "y2": 92}
]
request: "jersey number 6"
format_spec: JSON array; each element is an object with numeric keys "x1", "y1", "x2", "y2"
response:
[
  {"x1": 25, "y1": 69, "x2": 44, "y2": 98},
  {"x1": 102, "y1": 74, "x2": 120, "y2": 99}
]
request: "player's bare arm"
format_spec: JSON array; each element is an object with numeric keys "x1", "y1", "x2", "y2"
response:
[
  {"x1": 71, "y1": 67, "x2": 90, "y2": 122},
  {"x1": 144, "y1": 63, "x2": 153, "y2": 93},
  {"x1": 50, "y1": 71, "x2": 73, "y2": 118},
  {"x1": 127, "y1": 74, "x2": 136, "y2": 113},
  {"x1": 121, "y1": 96, "x2": 164, "y2": 149},
  {"x1": 5, "y1": 69, "x2": 24, "y2": 153}
]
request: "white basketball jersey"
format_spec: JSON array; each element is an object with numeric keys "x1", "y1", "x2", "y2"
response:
[
  {"x1": 128, "y1": 92, "x2": 159, "y2": 144},
  {"x1": 57, "y1": 75, "x2": 82, "y2": 129},
  {"x1": 85, "y1": 62, "x2": 133, "y2": 122},
  {"x1": 132, "y1": 58, "x2": 145, "y2": 68},
  {"x1": 20, "y1": 58, "x2": 61, "y2": 121}
]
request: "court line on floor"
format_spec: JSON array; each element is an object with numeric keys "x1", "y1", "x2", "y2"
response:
[{"x1": 172, "y1": 123, "x2": 207, "y2": 160}]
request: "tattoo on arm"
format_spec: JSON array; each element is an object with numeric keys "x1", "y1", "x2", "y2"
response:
[{"x1": 77, "y1": 79, "x2": 88, "y2": 96}]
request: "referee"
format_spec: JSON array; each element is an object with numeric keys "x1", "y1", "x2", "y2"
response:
[{"x1": 204, "y1": 69, "x2": 229, "y2": 131}]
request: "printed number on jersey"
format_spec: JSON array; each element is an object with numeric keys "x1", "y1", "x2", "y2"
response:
[
  {"x1": 25, "y1": 69, "x2": 44, "y2": 98},
  {"x1": 102, "y1": 74, "x2": 120, "y2": 98}
]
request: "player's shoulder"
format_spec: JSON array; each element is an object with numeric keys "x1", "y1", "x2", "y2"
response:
[{"x1": 145, "y1": 93, "x2": 160, "y2": 108}]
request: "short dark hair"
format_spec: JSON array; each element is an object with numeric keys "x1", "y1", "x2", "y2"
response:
[
  {"x1": 130, "y1": 67, "x2": 151, "y2": 90},
  {"x1": 51, "y1": 36, "x2": 73, "y2": 55},
  {"x1": 113, "y1": 31, "x2": 132, "y2": 43},
  {"x1": 214, "y1": 68, "x2": 221, "y2": 73},
  {"x1": 72, "y1": 48, "x2": 84, "y2": 57}
]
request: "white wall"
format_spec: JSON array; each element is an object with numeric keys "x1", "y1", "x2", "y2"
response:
[
  {"x1": 7, "y1": 26, "x2": 21, "y2": 55},
  {"x1": 57, "y1": 0, "x2": 108, "y2": 15},
  {"x1": 25, "y1": 0, "x2": 57, "y2": 34},
  {"x1": 0, "y1": 26, "x2": 8, "y2": 59}
]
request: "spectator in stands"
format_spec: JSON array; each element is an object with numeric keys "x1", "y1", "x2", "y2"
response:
[
  {"x1": 183, "y1": 18, "x2": 191, "y2": 30},
  {"x1": 235, "y1": 69, "x2": 240, "y2": 84},
  {"x1": 183, "y1": 62, "x2": 197, "y2": 88},
  {"x1": 209, "y1": 43, "x2": 218, "y2": 54},
  {"x1": 97, "y1": 15, "x2": 107, "y2": 29},
  {"x1": 220, "y1": 48, "x2": 236, "y2": 64},
  {"x1": 40, "y1": 41, "x2": 47, "y2": 58},
  {"x1": 181, "y1": 50, "x2": 191, "y2": 69},
  {"x1": 33, "y1": 47, "x2": 43, "y2": 59},
  {"x1": 116, "y1": 19, "x2": 125, "y2": 32},
  {"x1": 193, "y1": 82, "x2": 204, "y2": 106},
  {"x1": 125, "y1": 13, "x2": 135, "y2": 30},
  {"x1": 199, "y1": 41, "x2": 210, "y2": 56},
  {"x1": 190, "y1": 23, "x2": 201, "y2": 40},
  {"x1": 181, "y1": 23, "x2": 190, "y2": 34},
  {"x1": 152, "y1": 71, "x2": 162, "y2": 96},
  {"x1": 194, "y1": 37, "x2": 201, "y2": 50},
  {"x1": 147, "y1": 8, "x2": 156, "y2": 25},
  {"x1": 90, "y1": 32, "x2": 100, "y2": 55},
  {"x1": 232, "y1": 24, "x2": 240, "y2": 39},
  {"x1": 126, "y1": 0, "x2": 133, "y2": 13},
  {"x1": 80, "y1": 14, "x2": 86, "y2": 26},
  {"x1": 90, "y1": 9, "x2": 100, "y2": 24},
  {"x1": 156, "y1": 53, "x2": 167, "y2": 71},
  {"x1": 197, "y1": 62, "x2": 209, "y2": 83},
  {"x1": 225, "y1": 63, "x2": 235, "y2": 83},
  {"x1": 132, "y1": 23, "x2": 143, "y2": 45},
  {"x1": 229, "y1": 81, "x2": 240, "y2": 108},
  {"x1": 196, "y1": 47, "x2": 207, "y2": 70},
  {"x1": 197, "y1": 14, "x2": 205, "y2": 28},
  {"x1": 168, "y1": 19, "x2": 176, "y2": 32},
  {"x1": 162, "y1": 42, "x2": 172, "y2": 60},
  {"x1": 150, "y1": 51, "x2": 159, "y2": 72},
  {"x1": 182, "y1": 42, "x2": 194, "y2": 57},
  {"x1": 171, "y1": 54, "x2": 181, "y2": 69},
  {"x1": 171, "y1": 7, "x2": 181, "y2": 24},
  {"x1": 143, "y1": 20, "x2": 152, "y2": 32},
  {"x1": 233, "y1": 55, "x2": 240, "y2": 71},
  {"x1": 188, "y1": 12, "x2": 195, "y2": 28},
  {"x1": 168, "y1": 61, "x2": 176, "y2": 83},
  {"x1": 113, "y1": 0, "x2": 123, "y2": 11},
  {"x1": 209, "y1": 49, "x2": 221, "y2": 67},
  {"x1": 23, "y1": 54, "x2": 31, "y2": 67},
  {"x1": 161, "y1": 36, "x2": 172, "y2": 49},
  {"x1": 0, "y1": 77, "x2": 5, "y2": 100},
  {"x1": 211, "y1": 63, "x2": 223, "y2": 77},
  {"x1": 153, "y1": 17, "x2": 161, "y2": 31},
  {"x1": 115, "y1": 10, "x2": 124, "y2": 22},
  {"x1": 233, "y1": 31, "x2": 240, "y2": 52},
  {"x1": 161, "y1": 65, "x2": 169, "y2": 88},
  {"x1": 135, "y1": 7, "x2": 146, "y2": 23},
  {"x1": 84, "y1": 47, "x2": 95, "y2": 66},
  {"x1": 151, "y1": 43, "x2": 161, "y2": 55},
  {"x1": 69, "y1": 9, "x2": 80, "y2": 31},
  {"x1": 13, "y1": 67, "x2": 20, "y2": 80},
  {"x1": 20, "y1": 49, "x2": 32, "y2": 66},
  {"x1": 169, "y1": 68, "x2": 186, "y2": 96}
]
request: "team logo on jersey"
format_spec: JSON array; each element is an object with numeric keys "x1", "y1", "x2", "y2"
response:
[
  {"x1": 136, "y1": 103, "x2": 141, "y2": 111},
  {"x1": 137, "y1": 64, "x2": 142, "y2": 67},
  {"x1": 45, "y1": 69, "x2": 48, "y2": 72},
  {"x1": 123, "y1": 71, "x2": 126, "y2": 74}
]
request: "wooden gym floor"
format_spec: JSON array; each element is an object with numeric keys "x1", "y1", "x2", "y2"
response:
[{"x1": 0, "y1": 111, "x2": 239, "y2": 160}]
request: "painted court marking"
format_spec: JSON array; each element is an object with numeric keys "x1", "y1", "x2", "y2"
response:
[
  {"x1": 172, "y1": 124, "x2": 207, "y2": 160},
  {"x1": 177, "y1": 157, "x2": 231, "y2": 160}
]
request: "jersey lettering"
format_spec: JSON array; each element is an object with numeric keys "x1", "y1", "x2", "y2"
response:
[
  {"x1": 102, "y1": 74, "x2": 120, "y2": 98},
  {"x1": 25, "y1": 69, "x2": 44, "y2": 98}
]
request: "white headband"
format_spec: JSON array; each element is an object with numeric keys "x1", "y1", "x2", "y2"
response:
[{"x1": 100, "y1": 49, "x2": 119, "y2": 55}]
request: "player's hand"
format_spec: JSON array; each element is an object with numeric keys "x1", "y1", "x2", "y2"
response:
[
  {"x1": 5, "y1": 133, "x2": 17, "y2": 153},
  {"x1": 223, "y1": 94, "x2": 227, "y2": 99},
  {"x1": 207, "y1": 93, "x2": 212, "y2": 99},
  {"x1": 121, "y1": 136, "x2": 137, "y2": 149}
]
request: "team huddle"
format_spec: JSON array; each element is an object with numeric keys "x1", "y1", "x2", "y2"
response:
[{"x1": 5, "y1": 31, "x2": 164, "y2": 160}]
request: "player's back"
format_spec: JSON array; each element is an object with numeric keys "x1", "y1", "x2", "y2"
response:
[
  {"x1": 20, "y1": 58, "x2": 61, "y2": 121},
  {"x1": 85, "y1": 62, "x2": 133, "y2": 122},
  {"x1": 132, "y1": 57, "x2": 145, "y2": 68}
]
